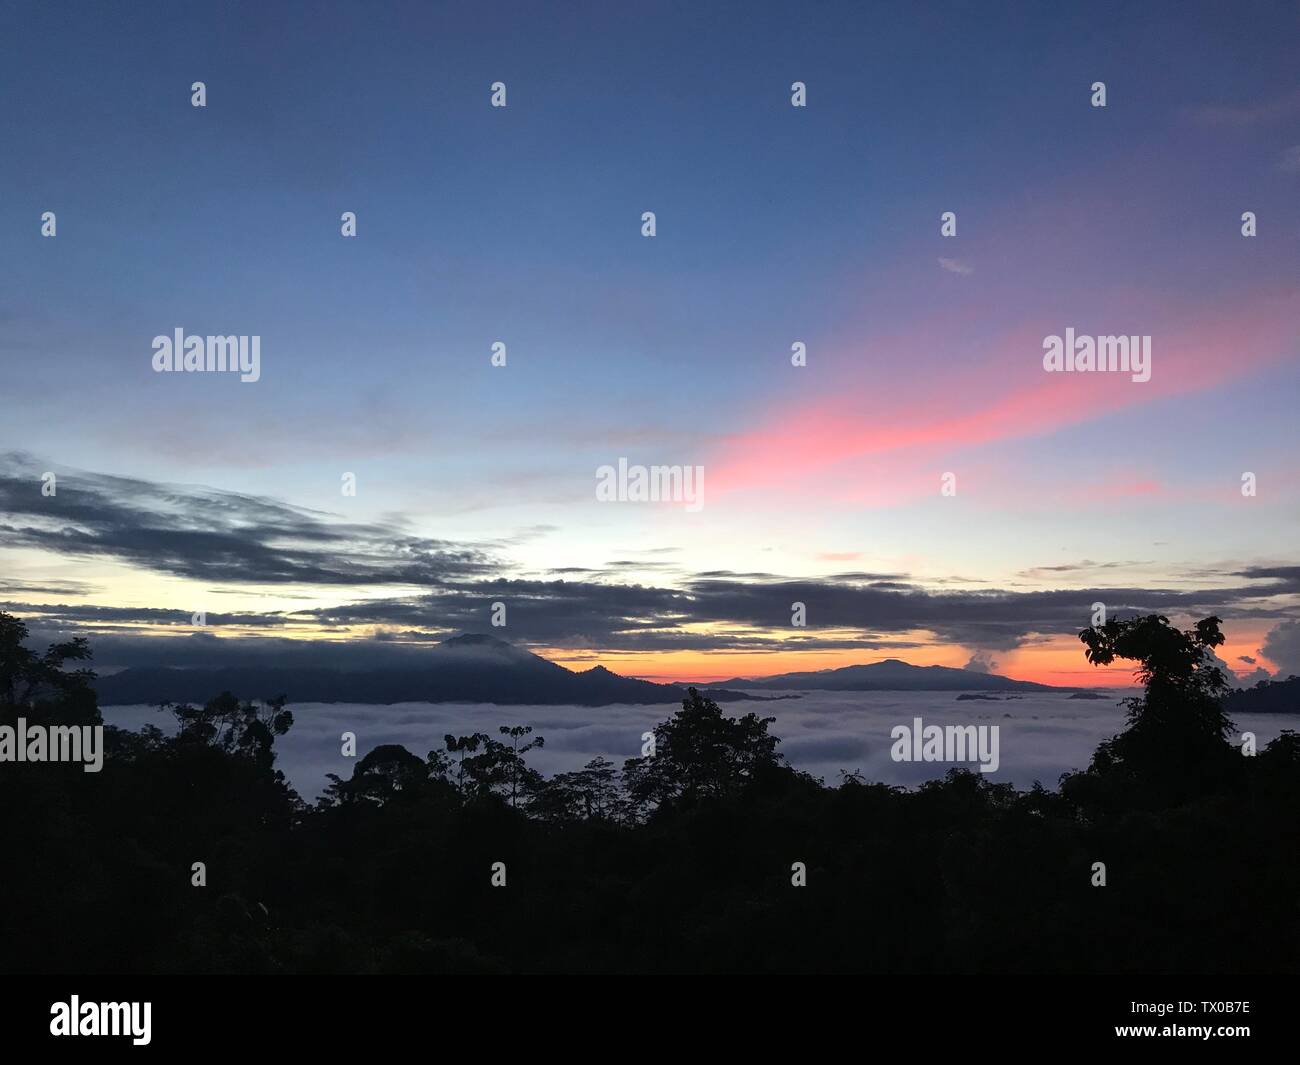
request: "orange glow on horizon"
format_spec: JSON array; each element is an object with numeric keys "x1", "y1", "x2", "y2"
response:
[
  {"x1": 45, "y1": 613, "x2": 1276, "y2": 693},
  {"x1": 549, "y1": 624, "x2": 1277, "y2": 689},
  {"x1": 548, "y1": 636, "x2": 1144, "y2": 689}
]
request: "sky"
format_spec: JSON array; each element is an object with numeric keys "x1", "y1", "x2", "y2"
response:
[{"x1": 1, "y1": 0, "x2": 1297, "y2": 686}]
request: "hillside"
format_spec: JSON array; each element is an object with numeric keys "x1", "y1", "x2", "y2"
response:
[{"x1": 93, "y1": 633, "x2": 763, "y2": 706}]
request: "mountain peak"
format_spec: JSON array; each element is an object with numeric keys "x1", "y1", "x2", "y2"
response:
[
  {"x1": 714, "y1": 656, "x2": 1058, "y2": 692},
  {"x1": 439, "y1": 633, "x2": 512, "y2": 649}
]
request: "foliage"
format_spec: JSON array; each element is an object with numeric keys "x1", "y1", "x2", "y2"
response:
[{"x1": 2, "y1": 611, "x2": 1297, "y2": 975}]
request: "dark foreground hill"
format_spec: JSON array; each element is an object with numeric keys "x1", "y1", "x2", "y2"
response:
[
  {"x1": 7, "y1": 611, "x2": 1300, "y2": 976},
  {"x1": 716, "y1": 657, "x2": 1059, "y2": 692},
  {"x1": 5, "y1": 610, "x2": 1300, "y2": 975},
  {"x1": 92, "y1": 633, "x2": 763, "y2": 706}
]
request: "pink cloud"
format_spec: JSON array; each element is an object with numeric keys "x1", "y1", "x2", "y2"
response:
[{"x1": 708, "y1": 288, "x2": 1297, "y2": 502}]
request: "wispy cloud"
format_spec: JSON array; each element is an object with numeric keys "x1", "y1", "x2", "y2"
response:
[{"x1": 0, "y1": 452, "x2": 500, "y2": 587}]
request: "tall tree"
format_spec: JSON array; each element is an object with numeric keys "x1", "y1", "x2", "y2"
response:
[
  {"x1": 0, "y1": 611, "x2": 96, "y2": 723},
  {"x1": 622, "y1": 688, "x2": 784, "y2": 813},
  {"x1": 1075, "y1": 613, "x2": 1238, "y2": 803}
]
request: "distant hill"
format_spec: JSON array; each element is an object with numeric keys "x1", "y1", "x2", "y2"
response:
[
  {"x1": 714, "y1": 657, "x2": 1059, "y2": 692},
  {"x1": 1223, "y1": 674, "x2": 1300, "y2": 714},
  {"x1": 93, "y1": 633, "x2": 762, "y2": 707}
]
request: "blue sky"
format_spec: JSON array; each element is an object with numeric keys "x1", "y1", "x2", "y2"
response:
[{"x1": 2, "y1": 0, "x2": 1297, "y2": 683}]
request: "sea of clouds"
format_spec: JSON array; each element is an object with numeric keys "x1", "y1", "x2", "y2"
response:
[{"x1": 101, "y1": 691, "x2": 1299, "y2": 800}]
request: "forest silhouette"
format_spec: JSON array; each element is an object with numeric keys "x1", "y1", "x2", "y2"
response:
[{"x1": 1, "y1": 610, "x2": 1297, "y2": 974}]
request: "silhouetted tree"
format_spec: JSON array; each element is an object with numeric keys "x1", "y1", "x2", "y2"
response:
[
  {"x1": 451, "y1": 731, "x2": 545, "y2": 804},
  {"x1": 3, "y1": 610, "x2": 1298, "y2": 976},
  {"x1": 535, "y1": 756, "x2": 623, "y2": 822},
  {"x1": 164, "y1": 692, "x2": 293, "y2": 771},
  {"x1": 444, "y1": 732, "x2": 489, "y2": 793},
  {"x1": 498, "y1": 725, "x2": 545, "y2": 808},
  {"x1": 1071, "y1": 613, "x2": 1238, "y2": 805},
  {"x1": 323, "y1": 744, "x2": 430, "y2": 806},
  {"x1": 0, "y1": 612, "x2": 97, "y2": 724},
  {"x1": 621, "y1": 688, "x2": 784, "y2": 814}
]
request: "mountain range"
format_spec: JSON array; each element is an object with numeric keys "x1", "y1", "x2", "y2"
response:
[
  {"x1": 713, "y1": 658, "x2": 1060, "y2": 692},
  {"x1": 92, "y1": 634, "x2": 760, "y2": 707},
  {"x1": 93, "y1": 636, "x2": 1074, "y2": 706}
]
